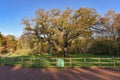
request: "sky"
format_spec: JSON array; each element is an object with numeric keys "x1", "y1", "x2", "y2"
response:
[{"x1": 0, "y1": 0, "x2": 120, "y2": 37}]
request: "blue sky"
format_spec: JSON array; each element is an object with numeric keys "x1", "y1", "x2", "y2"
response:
[{"x1": 0, "y1": 0, "x2": 120, "y2": 37}]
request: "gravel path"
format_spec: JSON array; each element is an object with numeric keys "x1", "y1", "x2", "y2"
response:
[{"x1": 0, "y1": 66, "x2": 120, "y2": 80}]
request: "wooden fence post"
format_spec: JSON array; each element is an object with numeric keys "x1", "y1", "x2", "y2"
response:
[
  {"x1": 30, "y1": 58, "x2": 32, "y2": 67},
  {"x1": 11, "y1": 58, "x2": 14, "y2": 62},
  {"x1": 70, "y1": 58, "x2": 72, "y2": 67},
  {"x1": 98, "y1": 57, "x2": 101, "y2": 67},
  {"x1": 11, "y1": 58, "x2": 14, "y2": 65},
  {"x1": 0, "y1": 57, "x2": 1, "y2": 65},
  {"x1": 43, "y1": 58, "x2": 46, "y2": 67},
  {"x1": 84, "y1": 57, "x2": 87, "y2": 67},
  {"x1": 112, "y1": 56, "x2": 115, "y2": 68},
  {"x1": 4, "y1": 57, "x2": 7, "y2": 65},
  {"x1": 21, "y1": 58, "x2": 24, "y2": 66},
  {"x1": 56, "y1": 58, "x2": 57, "y2": 67}
]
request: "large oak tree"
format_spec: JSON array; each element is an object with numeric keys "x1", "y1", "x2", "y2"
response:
[{"x1": 23, "y1": 8, "x2": 98, "y2": 57}]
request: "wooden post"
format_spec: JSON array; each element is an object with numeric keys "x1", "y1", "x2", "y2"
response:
[
  {"x1": 11, "y1": 58, "x2": 14, "y2": 65},
  {"x1": 56, "y1": 58, "x2": 57, "y2": 68},
  {"x1": 98, "y1": 57, "x2": 101, "y2": 67},
  {"x1": 4, "y1": 57, "x2": 7, "y2": 65},
  {"x1": 30, "y1": 58, "x2": 32, "y2": 67},
  {"x1": 11, "y1": 58, "x2": 14, "y2": 62},
  {"x1": 84, "y1": 58, "x2": 87, "y2": 67},
  {"x1": 21, "y1": 58, "x2": 24, "y2": 66},
  {"x1": 44, "y1": 58, "x2": 46, "y2": 67},
  {"x1": 112, "y1": 56, "x2": 115, "y2": 68},
  {"x1": 0, "y1": 57, "x2": 1, "y2": 65},
  {"x1": 39, "y1": 58, "x2": 41, "y2": 67},
  {"x1": 70, "y1": 58, "x2": 72, "y2": 67}
]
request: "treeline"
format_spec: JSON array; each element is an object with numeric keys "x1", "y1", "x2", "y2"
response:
[
  {"x1": 0, "y1": 7, "x2": 120, "y2": 57},
  {"x1": 0, "y1": 33, "x2": 16, "y2": 54}
]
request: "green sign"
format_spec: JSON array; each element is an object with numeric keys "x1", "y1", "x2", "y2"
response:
[{"x1": 57, "y1": 58, "x2": 64, "y2": 67}]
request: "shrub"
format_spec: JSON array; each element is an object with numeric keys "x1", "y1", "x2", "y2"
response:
[{"x1": 89, "y1": 40, "x2": 115, "y2": 55}]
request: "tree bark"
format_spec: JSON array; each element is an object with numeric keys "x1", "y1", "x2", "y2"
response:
[{"x1": 64, "y1": 47, "x2": 68, "y2": 57}]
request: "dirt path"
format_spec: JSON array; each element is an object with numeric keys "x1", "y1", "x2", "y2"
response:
[{"x1": 0, "y1": 66, "x2": 120, "y2": 80}]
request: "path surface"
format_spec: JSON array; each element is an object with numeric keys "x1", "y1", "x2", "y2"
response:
[{"x1": 0, "y1": 66, "x2": 120, "y2": 80}]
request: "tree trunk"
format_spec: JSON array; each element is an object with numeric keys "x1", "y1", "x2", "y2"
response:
[
  {"x1": 63, "y1": 40, "x2": 69, "y2": 57},
  {"x1": 64, "y1": 47, "x2": 68, "y2": 57},
  {"x1": 115, "y1": 41, "x2": 119, "y2": 55}
]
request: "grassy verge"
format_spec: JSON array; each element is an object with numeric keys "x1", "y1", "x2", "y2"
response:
[{"x1": 0, "y1": 54, "x2": 120, "y2": 68}]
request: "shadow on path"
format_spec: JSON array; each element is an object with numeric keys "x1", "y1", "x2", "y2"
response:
[{"x1": 0, "y1": 66, "x2": 120, "y2": 80}]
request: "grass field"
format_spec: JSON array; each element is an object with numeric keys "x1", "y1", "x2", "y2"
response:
[{"x1": 0, "y1": 54, "x2": 120, "y2": 68}]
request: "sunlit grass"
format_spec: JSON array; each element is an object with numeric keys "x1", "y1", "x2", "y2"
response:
[{"x1": 0, "y1": 53, "x2": 120, "y2": 68}]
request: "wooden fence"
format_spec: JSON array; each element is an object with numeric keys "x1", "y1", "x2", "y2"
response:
[{"x1": 0, "y1": 57, "x2": 120, "y2": 68}]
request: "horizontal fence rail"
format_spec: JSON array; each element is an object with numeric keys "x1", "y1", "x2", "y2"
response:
[{"x1": 0, "y1": 57, "x2": 120, "y2": 68}]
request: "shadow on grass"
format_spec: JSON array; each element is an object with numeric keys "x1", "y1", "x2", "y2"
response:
[
  {"x1": 0, "y1": 54, "x2": 120, "y2": 68},
  {"x1": 0, "y1": 55, "x2": 57, "y2": 68}
]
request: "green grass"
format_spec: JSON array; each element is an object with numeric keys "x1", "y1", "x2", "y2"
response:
[{"x1": 0, "y1": 54, "x2": 120, "y2": 68}]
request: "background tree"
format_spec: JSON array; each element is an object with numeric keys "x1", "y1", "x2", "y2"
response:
[
  {"x1": 5, "y1": 35, "x2": 17, "y2": 53},
  {"x1": 0, "y1": 32, "x2": 7, "y2": 53}
]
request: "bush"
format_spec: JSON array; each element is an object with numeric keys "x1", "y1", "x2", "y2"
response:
[{"x1": 89, "y1": 40, "x2": 116, "y2": 55}]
